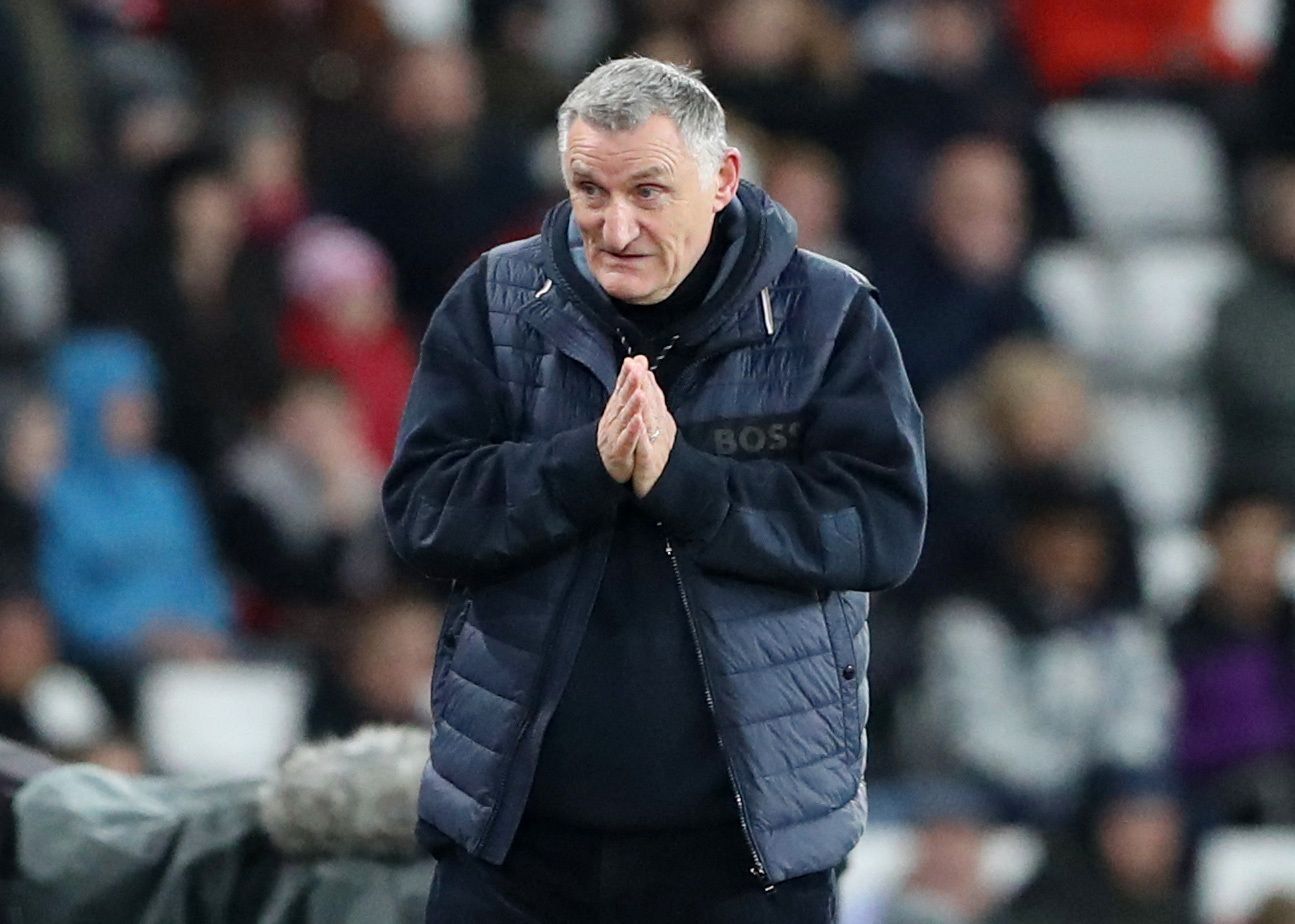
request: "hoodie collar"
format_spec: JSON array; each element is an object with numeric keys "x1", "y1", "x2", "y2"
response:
[{"x1": 540, "y1": 180, "x2": 798, "y2": 356}]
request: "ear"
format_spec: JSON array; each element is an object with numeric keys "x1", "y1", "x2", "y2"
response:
[{"x1": 711, "y1": 148, "x2": 742, "y2": 213}]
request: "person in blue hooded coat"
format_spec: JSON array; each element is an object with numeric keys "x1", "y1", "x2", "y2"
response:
[{"x1": 38, "y1": 331, "x2": 233, "y2": 664}]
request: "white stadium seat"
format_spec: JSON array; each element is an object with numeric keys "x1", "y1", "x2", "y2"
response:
[
  {"x1": 1112, "y1": 241, "x2": 1245, "y2": 383},
  {"x1": 1040, "y1": 101, "x2": 1230, "y2": 241},
  {"x1": 1094, "y1": 392, "x2": 1215, "y2": 529},
  {"x1": 1025, "y1": 243, "x2": 1115, "y2": 365},
  {"x1": 837, "y1": 825, "x2": 1044, "y2": 924},
  {"x1": 1139, "y1": 528, "x2": 1213, "y2": 615},
  {"x1": 138, "y1": 660, "x2": 309, "y2": 777},
  {"x1": 1197, "y1": 828, "x2": 1295, "y2": 923}
]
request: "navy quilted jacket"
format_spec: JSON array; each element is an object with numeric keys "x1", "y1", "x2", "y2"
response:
[{"x1": 382, "y1": 181, "x2": 927, "y2": 884}]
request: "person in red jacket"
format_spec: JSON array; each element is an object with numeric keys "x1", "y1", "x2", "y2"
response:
[{"x1": 279, "y1": 215, "x2": 417, "y2": 466}]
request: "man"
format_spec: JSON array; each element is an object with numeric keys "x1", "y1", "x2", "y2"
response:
[{"x1": 383, "y1": 57, "x2": 927, "y2": 923}]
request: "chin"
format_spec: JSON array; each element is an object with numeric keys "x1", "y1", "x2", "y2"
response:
[{"x1": 596, "y1": 274, "x2": 653, "y2": 303}]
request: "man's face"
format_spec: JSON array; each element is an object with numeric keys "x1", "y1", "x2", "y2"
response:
[{"x1": 564, "y1": 114, "x2": 735, "y2": 305}]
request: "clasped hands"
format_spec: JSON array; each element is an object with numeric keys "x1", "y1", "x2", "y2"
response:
[{"x1": 597, "y1": 355, "x2": 677, "y2": 497}]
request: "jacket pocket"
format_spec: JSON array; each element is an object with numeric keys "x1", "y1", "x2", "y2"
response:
[
  {"x1": 431, "y1": 597, "x2": 471, "y2": 719},
  {"x1": 818, "y1": 591, "x2": 861, "y2": 762}
]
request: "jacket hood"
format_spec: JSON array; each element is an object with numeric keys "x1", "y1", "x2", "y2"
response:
[
  {"x1": 542, "y1": 180, "x2": 799, "y2": 347},
  {"x1": 48, "y1": 331, "x2": 160, "y2": 467}
]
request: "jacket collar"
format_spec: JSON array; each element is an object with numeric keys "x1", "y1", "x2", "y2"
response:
[{"x1": 531, "y1": 181, "x2": 798, "y2": 391}]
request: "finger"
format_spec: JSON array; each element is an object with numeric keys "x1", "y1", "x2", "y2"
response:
[
  {"x1": 616, "y1": 358, "x2": 634, "y2": 392},
  {"x1": 605, "y1": 367, "x2": 639, "y2": 418},
  {"x1": 617, "y1": 389, "x2": 644, "y2": 425},
  {"x1": 615, "y1": 416, "x2": 641, "y2": 457}
]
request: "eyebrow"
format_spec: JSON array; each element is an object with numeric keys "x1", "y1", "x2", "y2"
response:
[
  {"x1": 628, "y1": 165, "x2": 671, "y2": 181},
  {"x1": 568, "y1": 164, "x2": 672, "y2": 183}
]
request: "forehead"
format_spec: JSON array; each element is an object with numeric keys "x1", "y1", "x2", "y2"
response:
[{"x1": 565, "y1": 114, "x2": 697, "y2": 182}]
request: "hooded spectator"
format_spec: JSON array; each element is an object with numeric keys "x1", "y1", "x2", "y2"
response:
[{"x1": 38, "y1": 331, "x2": 234, "y2": 663}]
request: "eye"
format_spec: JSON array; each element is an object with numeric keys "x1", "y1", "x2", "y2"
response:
[
  {"x1": 578, "y1": 182, "x2": 603, "y2": 199},
  {"x1": 636, "y1": 185, "x2": 663, "y2": 201}
]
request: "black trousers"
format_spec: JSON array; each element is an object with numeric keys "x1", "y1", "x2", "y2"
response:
[{"x1": 425, "y1": 817, "x2": 836, "y2": 923}]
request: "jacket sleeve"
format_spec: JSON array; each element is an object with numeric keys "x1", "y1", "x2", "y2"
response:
[
  {"x1": 382, "y1": 257, "x2": 626, "y2": 581},
  {"x1": 637, "y1": 289, "x2": 927, "y2": 592}
]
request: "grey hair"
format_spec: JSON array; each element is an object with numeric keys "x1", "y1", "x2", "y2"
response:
[{"x1": 557, "y1": 57, "x2": 728, "y2": 182}]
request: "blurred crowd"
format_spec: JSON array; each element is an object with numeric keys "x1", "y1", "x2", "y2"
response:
[{"x1": 2, "y1": 0, "x2": 1295, "y2": 921}]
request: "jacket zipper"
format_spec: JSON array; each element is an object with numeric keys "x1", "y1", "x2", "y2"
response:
[{"x1": 665, "y1": 535, "x2": 774, "y2": 891}]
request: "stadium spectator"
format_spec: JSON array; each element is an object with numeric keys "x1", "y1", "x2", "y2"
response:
[
  {"x1": 475, "y1": 0, "x2": 577, "y2": 133},
  {"x1": 54, "y1": 36, "x2": 200, "y2": 317},
  {"x1": 1262, "y1": 3, "x2": 1295, "y2": 154},
  {"x1": 324, "y1": 41, "x2": 538, "y2": 321},
  {"x1": 852, "y1": 0, "x2": 1072, "y2": 251},
  {"x1": 306, "y1": 596, "x2": 440, "y2": 739},
  {"x1": 1172, "y1": 486, "x2": 1295, "y2": 826},
  {"x1": 909, "y1": 473, "x2": 1174, "y2": 826},
  {"x1": 0, "y1": 182, "x2": 69, "y2": 366},
  {"x1": 881, "y1": 784, "x2": 999, "y2": 924},
  {"x1": 0, "y1": 387, "x2": 62, "y2": 591},
  {"x1": 763, "y1": 139, "x2": 867, "y2": 270},
  {"x1": 869, "y1": 138, "x2": 1049, "y2": 405},
  {"x1": 0, "y1": 590, "x2": 115, "y2": 760},
  {"x1": 217, "y1": 372, "x2": 392, "y2": 617},
  {"x1": 101, "y1": 147, "x2": 284, "y2": 479},
  {"x1": 0, "y1": 0, "x2": 91, "y2": 183},
  {"x1": 279, "y1": 216, "x2": 415, "y2": 466},
  {"x1": 221, "y1": 93, "x2": 311, "y2": 246},
  {"x1": 995, "y1": 786, "x2": 1190, "y2": 924},
  {"x1": 917, "y1": 340, "x2": 1142, "y2": 605},
  {"x1": 701, "y1": 0, "x2": 860, "y2": 146},
  {"x1": 1209, "y1": 157, "x2": 1295, "y2": 505},
  {"x1": 38, "y1": 331, "x2": 234, "y2": 665}
]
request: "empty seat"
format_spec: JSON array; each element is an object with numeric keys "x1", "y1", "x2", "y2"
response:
[
  {"x1": 1040, "y1": 101, "x2": 1230, "y2": 241},
  {"x1": 837, "y1": 824, "x2": 1044, "y2": 923},
  {"x1": 1025, "y1": 243, "x2": 1114, "y2": 365},
  {"x1": 1112, "y1": 240, "x2": 1245, "y2": 383},
  {"x1": 1139, "y1": 528, "x2": 1213, "y2": 615},
  {"x1": 1196, "y1": 828, "x2": 1295, "y2": 923},
  {"x1": 138, "y1": 660, "x2": 309, "y2": 777},
  {"x1": 1094, "y1": 392, "x2": 1215, "y2": 528}
]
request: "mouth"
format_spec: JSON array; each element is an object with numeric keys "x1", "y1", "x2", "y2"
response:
[{"x1": 600, "y1": 251, "x2": 650, "y2": 262}]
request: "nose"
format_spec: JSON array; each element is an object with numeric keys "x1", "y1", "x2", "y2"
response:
[{"x1": 602, "y1": 198, "x2": 639, "y2": 252}]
